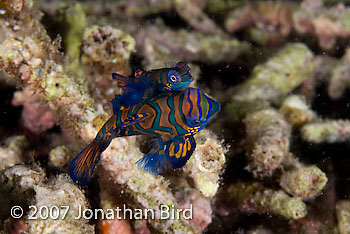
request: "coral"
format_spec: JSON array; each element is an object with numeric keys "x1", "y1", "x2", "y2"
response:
[
  {"x1": 81, "y1": 25, "x2": 135, "y2": 72},
  {"x1": 3, "y1": 0, "x2": 350, "y2": 233},
  {"x1": 98, "y1": 136, "x2": 199, "y2": 233},
  {"x1": 183, "y1": 129, "x2": 227, "y2": 198},
  {"x1": 27, "y1": 175, "x2": 94, "y2": 234},
  {"x1": 328, "y1": 63, "x2": 350, "y2": 100},
  {"x1": 279, "y1": 165, "x2": 328, "y2": 200},
  {"x1": 246, "y1": 226, "x2": 274, "y2": 234},
  {"x1": 293, "y1": 0, "x2": 350, "y2": 51},
  {"x1": 81, "y1": 25, "x2": 136, "y2": 110},
  {"x1": 48, "y1": 145, "x2": 73, "y2": 169},
  {"x1": 204, "y1": 0, "x2": 239, "y2": 15},
  {"x1": 226, "y1": 43, "x2": 314, "y2": 121},
  {"x1": 301, "y1": 120, "x2": 350, "y2": 143},
  {"x1": 336, "y1": 200, "x2": 350, "y2": 234},
  {"x1": 174, "y1": 0, "x2": 223, "y2": 34},
  {"x1": 231, "y1": 43, "x2": 314, "y2": 103},
  {"x1": 244, "y1": 109, "x2": 291, "y2": 177},
  {"x1": 0, "y1": 135, "x2": 28, "y2": 171},
  {"x1": 279, "y1": 95, "x2": 316, "y2": 127},
  {"x1": 326, "y1": 50, "x2": 350, "y2": 100},
  {"x1": 63, "y1": 3, "x2": 87, "y2": 63},
  {"x1": 171, "y1": 178, "x2": 212, "y2": 231},
  {"x1": 12, "y1": 87, "x2": 56, "y2": 135},
  {"x1": 300, "y1": 55, "x2": 338, "y2": 102},
  {"x1": 0, "y1": 165, "x2": 45, "y2": 221},
  {"x1": 0, "y1": 1, "x2": 225, "y2": 232},
  {"x1": 223, "y1": 182, "x2": 307, "y2": 220},
  {"x1": 225, "y1": 1, "x2": 296, "y2": 46},
  {"x1": 135, "y1": 20, "x2": 250, "y2": 66},
  {"x1": 224, "y1": 0, "x2": 350, "y2": 50}
]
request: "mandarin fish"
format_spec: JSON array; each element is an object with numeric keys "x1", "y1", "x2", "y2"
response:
[
  {"x1": 69, "y1": 88, "x2": 220, "y2": 185},
  {"x1": 111, "y1": 62, "x2": 194, "y2": 113}
]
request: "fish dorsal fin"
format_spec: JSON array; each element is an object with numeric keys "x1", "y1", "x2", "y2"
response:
[
  {"x1": 122, "y1": 113, "x2": 148, "y2": 126},
  {"x1": 134, "y1": 68, "x2": 144, "y2": 78},
  {"x1": 176, "y1": 62, "x2": 190, "y2": 72},
  {"x1": 112, "y1": 73, "x2": 129, "y2": 87}
]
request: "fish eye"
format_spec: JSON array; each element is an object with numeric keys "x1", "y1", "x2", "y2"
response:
[
  {"x1": 192, "y1": 120, "x2": 200, "y2": 125},
  {"x1": 170, "y1": 75, "x2": 177, "y2": 82}
]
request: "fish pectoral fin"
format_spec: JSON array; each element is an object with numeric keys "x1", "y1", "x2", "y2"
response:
[
  {"x1": 136, "y1": 138, "x2": 167, "y2": 174},
  {"x1": 122, "y1": 113, "x2": 148, "y2": 126},
  {"x1": 164, "y1": 135, "x2": 196, "y2": 170}
]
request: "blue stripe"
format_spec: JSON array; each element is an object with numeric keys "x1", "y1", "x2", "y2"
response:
[
  {"x1": 187, "y1": 90, "x2": 193, "y2": 117},
  {"x1": 206, "y1": 96, "x2": 212, "y2": 119},
  {"x1": 197, "y1": 89, "x2": 202, "y2": 120}
]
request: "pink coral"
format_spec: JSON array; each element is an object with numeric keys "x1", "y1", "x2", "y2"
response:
[{"x1": 12, "y1": 87, "x2": 55, "y2": 134}]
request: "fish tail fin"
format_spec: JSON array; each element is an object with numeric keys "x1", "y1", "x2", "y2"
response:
[
  {"x1": 68, "y1": 140, "x2": 108, "y2": 186},
  {"x1": 136, "y1": 151, "x2": 167, "y2": 175},
  {"x1": 112, "y1": 73, "x2": 129, "y2": 87}
]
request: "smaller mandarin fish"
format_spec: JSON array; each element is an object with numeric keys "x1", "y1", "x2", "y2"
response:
[
  {"x1": 111, "y1": 62, "x2": 194, "y2": 113},
  {"x1": 69, "y1": 88, "x2": 220, "y2": 185}
]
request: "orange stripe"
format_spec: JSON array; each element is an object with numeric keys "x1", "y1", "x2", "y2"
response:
[
  {"x1": 175, "y1": 143, "x2": 183, "y2": 159},
  {"x1": 138, "y1": 104, "x2": 155, "y2": 130},
  {"x1": 174, "y1": 95, "x2": 183, "y2": 126}
]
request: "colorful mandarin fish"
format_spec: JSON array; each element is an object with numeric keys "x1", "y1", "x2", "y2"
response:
[
  {"x1": 111, "y1": 62, "x2": 194, "y2": 113},
  {"x1": 69, "y1": 88, "x2": 220, "y2": 185}
]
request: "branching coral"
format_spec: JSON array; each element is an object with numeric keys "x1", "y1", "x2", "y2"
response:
[
  {"x1": 224, "y1": 0, "x2": 350, "y2": 50},
  {"x1": 28, "y1": 175, "x2": 94, "y2": 233},
  {"x1": 1, "y1": 0, "x2": 350, "y2": 233},
  {"x1": 244, "y1": 109, "x2": 291, "y2": 177},
  {"x1": 0, "y1": 1, "x2": 225, "y2": 233},
  {"x1": 336, "y1": 200, "x2": 350, "y2": 234},
  {"x1": 135, "y1": 21, "x2": 250, "y2": 66},
  {"x1": 183, "y1": 129, "x2": 227, "y2": 198},
  {"x1": 222, "y1": 182, "x2": 307, "y2": 220},
  {"x1": 225, "y1": 1, "x2": 296, "y2": 46},
  {"x1": 280, "y1": 165, "x2": 328, "y2": 200},
  {"x1": 301, "y1": 120, "x2": 350, "y2": 143},
  {"x1": 0, "y1": 135, "x2": 28, "y2": 171},
  {"x1": 226, "y1": 43, "x2": 314, "y2": 120},
  {"x1": 12, "y1": 87, "x2": 56, "y2": 134},
  {"x1": 293, "y1": 0, "x2": 350, "y2": 51},
  {"x1": 279, "y1": 95, "x2": 316, "y2": 127}
]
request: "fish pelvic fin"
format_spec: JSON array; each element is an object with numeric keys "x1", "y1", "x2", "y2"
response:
[
  {"x1": 136, "y1": 136, "x2": 196, "y2": 174},
  {"x1": 68, "y1": 139, "x2": 110, "y2": 186},
  {"x1": 164, "y1": 135, "x2": 196, "y2": 170}
]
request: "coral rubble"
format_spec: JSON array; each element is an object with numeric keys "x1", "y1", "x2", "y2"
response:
[{"x1": 1, "y1": 0, "x2": 350, "y2": 233}]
